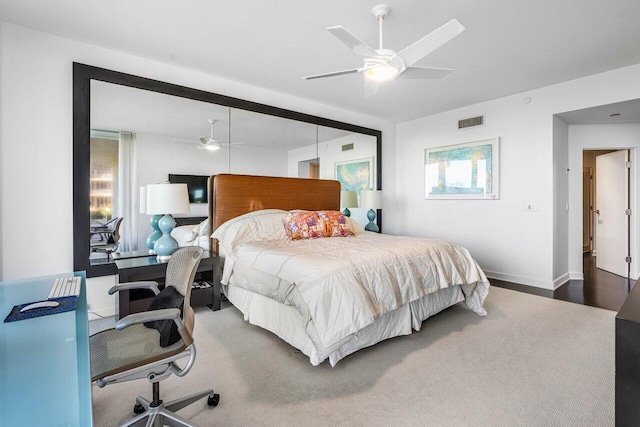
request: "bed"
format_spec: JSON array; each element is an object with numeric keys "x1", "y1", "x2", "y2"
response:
[{"x1": 207, "y1": 174, "x2": 490, "y2": 366}]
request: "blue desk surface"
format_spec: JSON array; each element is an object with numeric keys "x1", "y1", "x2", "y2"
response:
[{"x1": 0, "y1": 272, "x2": 92, "y2": 426}]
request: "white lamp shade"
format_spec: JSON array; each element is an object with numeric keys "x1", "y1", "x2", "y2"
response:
[
  {"x1": 359, "y1": 190, "x2": 382, "y2": 210},
  {"x1": 146, "y1": 183, "x2": 190, "y2": 215},
  {"x1": 340, "y1": 190, "x2": 358, "y2": 209},
  {"x1": 139, "y1": 186, "x2": 147, "y2": 214}
]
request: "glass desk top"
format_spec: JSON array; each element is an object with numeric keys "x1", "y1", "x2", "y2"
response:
[{"x1": 0, "y1": 272, "x2": 92, "y2": 426}]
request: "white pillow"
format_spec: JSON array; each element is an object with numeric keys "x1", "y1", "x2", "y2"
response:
[
  {"x1": 193, "y1": 218, "x2": 210, "y2": 237},
  {"x1": 212, "y1": 209, "x2": 288, "y2": 254},
  {"x1": 171, "y1": 225, "x2": 197, "y2": 242},
  {"x1": 346, "y1": 217, "x2": 365, "y2": 235}
]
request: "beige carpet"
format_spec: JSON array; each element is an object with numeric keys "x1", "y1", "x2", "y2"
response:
[{"x1": 92, "y1": 287, "x2": 615, "y2": 426}]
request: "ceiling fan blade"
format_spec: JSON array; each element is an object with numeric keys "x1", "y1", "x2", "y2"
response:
[
  {"x1": 401, "y1": 66, "x2": 455, "y2": 79},
  {"x1": 364, "y1": 79, "x2": 380, "y2": 98},
  {"x1": 393, "y1": 19, "x2": 465, "y2": 68},
  {"x1": 303, "y1": 68, "x2": 362, "y2": 80},
  {"x1": 327, "y1": 26, "x2": 378, "y2": 57},
  {"x1": 199, "y1": 136, "x2": 208, "y2": 144},
  {"x1": 172, "y1": 139, "x2": 198, "y2": 145}
]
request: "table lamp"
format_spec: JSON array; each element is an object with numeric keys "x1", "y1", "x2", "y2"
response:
[
  {"x1": 359, "y1": 189, "x2": 382, "y2": 232},
  {"x1": 146, "y1": 183, "x2": 190, "y2": 261},
  {"x1": 340, "y1": 190, "x2": 358, "y2": 217}
]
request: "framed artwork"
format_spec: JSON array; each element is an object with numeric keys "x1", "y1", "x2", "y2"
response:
[
  {"x1": 335, "y1": 157, "x2": 374, "y2": 195},
  {"x1": 424, "y1": 138, "x2": 500, "y2": 199}
]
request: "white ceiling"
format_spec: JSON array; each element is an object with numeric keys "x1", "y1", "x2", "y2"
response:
[
  {"x1": 91, "y1": 81, "x2": 354, "y2": 148},
  {"x1": 557, "y1": 99, "x2": 640, "y2": 125},
  {"x1": 2, "y1": 0, "x2": 640, "y2": 123}
]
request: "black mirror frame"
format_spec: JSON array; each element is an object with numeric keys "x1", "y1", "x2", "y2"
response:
[{"x1": 73, "y1": 63, "x2": 382, "y2": 277}]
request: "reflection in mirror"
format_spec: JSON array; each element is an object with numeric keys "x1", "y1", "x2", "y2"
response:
[
  {"x1": 317, "y1": 126, "x2": 378, "y2": 226},
  {"x1": 76, "y1": 64, "x2": 381, "y2": 277},
  {"x1": 90, "y1": 81, "x2": 231, "y2": 265},
  {"x1": 229, "y1": 108, "x2": 318, "y2": 177}
]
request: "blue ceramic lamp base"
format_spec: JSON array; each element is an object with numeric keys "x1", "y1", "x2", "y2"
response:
[
  {"x1": 146, "y1": 214, "x2": 162, "y2": 254},
  {"x1": 153, "y1": 214, "x2": 179, "y2": 261},
  {"x1": 364, "y1": 209, "x2": 379, "y2": 233}
]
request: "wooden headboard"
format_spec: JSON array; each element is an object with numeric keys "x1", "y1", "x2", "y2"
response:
[{"x1": 207, "y1": 174, "x2": 341, "y2": 253}]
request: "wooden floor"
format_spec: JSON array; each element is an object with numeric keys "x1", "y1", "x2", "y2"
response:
[{"x1": 491, "y1": 252, "x2": 635, "y2": 311}]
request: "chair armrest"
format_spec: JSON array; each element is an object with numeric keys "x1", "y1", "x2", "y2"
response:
[
  {"x1": 115, "y1": 309, "x2": 194, "y2": 346},
  {"x1": 108, "y1": 281, "x2": 160, "y2": 295},
  {"x1": 115, "y1": 308, "x2": 182, "y2": 329}
]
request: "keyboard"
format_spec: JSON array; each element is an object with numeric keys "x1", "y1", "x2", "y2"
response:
[{"x1": 48, "y1": 276, "x2": 81, "y2": 299}]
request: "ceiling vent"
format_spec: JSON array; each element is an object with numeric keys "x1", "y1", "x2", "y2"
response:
[
  {"x1": 458, "y1": 115, "x2": 484, "y2": 129},
  {"x1": 342, "y1": 143, "x2": 354, "y2": 151}
]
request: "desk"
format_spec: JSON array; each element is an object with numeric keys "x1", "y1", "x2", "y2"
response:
[
  {"x1": 616, "y1": 282, "x2": 640, "y2": 426},
  {"x1": 112, "y1": 249, "x2": 155, "y2": 261},
  {"x1": 115, "y1": 252, "x2": 221, "y2": 320},
  {"x1": 0, "y1": 272, "x2": 92, "y2": 426}
]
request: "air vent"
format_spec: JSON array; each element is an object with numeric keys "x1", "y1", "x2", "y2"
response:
[
  {"x1": 458, "y1": 115, "x2": 484, "y2": 129},
  {"x1": 342, "y1": 143, "x2": 354, "y2": 151}
]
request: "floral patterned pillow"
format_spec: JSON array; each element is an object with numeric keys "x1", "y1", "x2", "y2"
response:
[
  {"x1": 316, "y1": 210, "x2": 355, "y2": 237},
  {"x1": 283, "y1": 210, "x2": 354, "y2": 240}
]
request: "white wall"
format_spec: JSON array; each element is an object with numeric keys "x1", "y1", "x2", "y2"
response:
[
  {"x1": 0, "y1": 22, "x2": 395, "y2": 317},
  {"x1": 553, "y1": 117, "x2": 569, "y2": 286},
  {"x1": 566, "y1": 124, "x2": 640, "y2": 280},
  {"x1": 393, "y1": 63, "x2": 640, "y2": 289}
]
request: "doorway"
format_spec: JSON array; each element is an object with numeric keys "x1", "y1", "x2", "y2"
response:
[
  {"x1": 582, "y1": 149, "x2": 630, "y2": 278},
  {"x1": 298, "y1": 158, "x2": 319, "y2": 179}
]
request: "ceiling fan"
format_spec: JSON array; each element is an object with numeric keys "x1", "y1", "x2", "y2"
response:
[
  {"x1": 174, "y1": 119, "x2": 244, "y2": 151},
  {"x1": 199, "y1": 119, "x2": 225, "y2": 151},
  {"x1": 303, "y1": 4, "x2": 465, "y2": 96}
]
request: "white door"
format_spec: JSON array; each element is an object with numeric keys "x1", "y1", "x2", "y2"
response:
[{"x1": 595, "y1": 150, "x2": 628, "y2": 277}]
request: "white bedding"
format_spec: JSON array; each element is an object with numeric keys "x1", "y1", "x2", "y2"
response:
[
  {"x1": 213, "y1": 210, "x2": 490, "y2": 365},
  {"x1": 171, "y1": 219, "x2": 210, "y2": 251}
]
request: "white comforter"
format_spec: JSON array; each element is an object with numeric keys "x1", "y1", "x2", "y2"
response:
[{"x1": 221, "y1": 232, "x2": 489, "y2": 350}]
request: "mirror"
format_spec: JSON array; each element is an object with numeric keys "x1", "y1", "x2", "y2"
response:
[{"x1": 74, "y1": 63, "x2": 381, "y2": 277}]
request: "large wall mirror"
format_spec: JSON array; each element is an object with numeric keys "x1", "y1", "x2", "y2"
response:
[{"x1": 74, "y1": 63, "x2": 382, "y2": 277}]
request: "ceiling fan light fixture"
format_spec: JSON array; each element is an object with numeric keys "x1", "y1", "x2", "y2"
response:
[
  {"x1": 364, "y1": 65, "x2": 400, "y2": 82},
  {"x1": 202, "y1": 142, "x2": 221, "y2": 151}
]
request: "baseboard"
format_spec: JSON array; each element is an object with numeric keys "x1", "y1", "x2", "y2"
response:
[
  {"x1": 553, "y1": 272, "x2": 571, "y2": 290},
  {"x1": 483, "y1": 270, "x2": 555, "y2": 290},
  {"x1": 569, "y1": 271, "x2": 584, "y2": 281}
]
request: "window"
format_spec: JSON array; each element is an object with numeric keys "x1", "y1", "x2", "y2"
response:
[{"x1": 89, "y1": 135, "x2": 119, "y2": 221}]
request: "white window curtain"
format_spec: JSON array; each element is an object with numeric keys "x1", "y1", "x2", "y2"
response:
[{"x1": 115, "y1": 131, "x2": 137, "y2": 252}]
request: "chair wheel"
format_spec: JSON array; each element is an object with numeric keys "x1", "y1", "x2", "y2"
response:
[
  {"x1": 133, "y1": 403, "x2": 145, "y2": 414},
  {"x1": 208, "y1": 393, "x2": 220, "y2": 407}
]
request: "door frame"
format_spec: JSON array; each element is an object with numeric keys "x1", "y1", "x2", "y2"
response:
[
  {"x1": 582, "y1": 166, "x2": 593, "y2": 253},
  {"x1": 579, "y1": 147, "x2": 637, "y2": 280},
  {"x1": 593, "y1": 150, "x2": 630, "y2": 277}
]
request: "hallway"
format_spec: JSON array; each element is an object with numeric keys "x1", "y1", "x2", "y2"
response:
[{"x1": 492, "y1": 252, "x2": 635, "y2": 311}]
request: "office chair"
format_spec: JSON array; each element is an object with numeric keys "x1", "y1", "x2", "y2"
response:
[
  {"x1": 90, "y1": 247, "x2": 219, "y2": 427},
  {"x1": 91, "y1": 217, "x2": 123, "y2": 261}
]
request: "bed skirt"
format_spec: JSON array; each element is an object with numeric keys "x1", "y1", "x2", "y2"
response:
[{"x1": 223, "y1": 283, "x2": 466, "y2": 366}]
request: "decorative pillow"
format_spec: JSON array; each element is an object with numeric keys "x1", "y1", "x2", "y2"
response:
[
  {"x1": 317, "y1": 210, "x2": 356, "y2": 237},
  {"x1": 144, "y1": 286, "x2": 184, "y2": 347},
  {"x1": 283, "y1": 210, "x2": 354, "y2": 240},
  {"x1": 283, "y1": 211, "x2": 330, "y2": 240}
]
